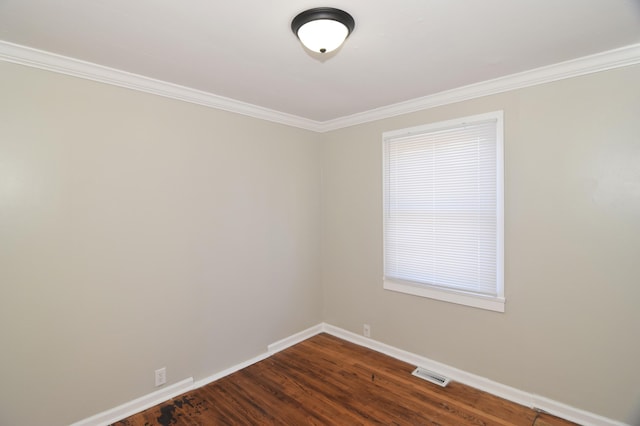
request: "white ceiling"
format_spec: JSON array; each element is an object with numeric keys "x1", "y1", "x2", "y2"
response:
[{"x1": 1, "y1": 1, "x2": 639, "y2": 122}]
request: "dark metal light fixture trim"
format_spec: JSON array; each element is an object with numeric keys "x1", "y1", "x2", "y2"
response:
[{"x1": 291, "y1": 7, "x2": 355, "y2": 53}]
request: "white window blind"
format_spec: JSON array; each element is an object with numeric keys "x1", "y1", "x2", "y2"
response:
[{"x1": 383, "y1": 111, "x2": 504, "y2": 312}]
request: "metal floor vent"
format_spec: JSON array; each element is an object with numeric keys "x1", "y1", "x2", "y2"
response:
[{"x1": 411, "y1": 367, "x2": 451, "y2": 387}]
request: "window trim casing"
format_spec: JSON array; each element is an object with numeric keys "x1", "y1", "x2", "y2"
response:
[{"x1": 382, "y1": 111, "x2": 505, "y2": 312}]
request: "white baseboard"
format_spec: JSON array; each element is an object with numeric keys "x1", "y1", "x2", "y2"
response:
[
  {"x1": 192, "y1": 352, "x2": 271, "y2": 389},
  {"x1": 194, "y1": 324, "x2": 324, "y2": 389},
  {"x1": 70, "y1": 377, "x2": 194, "y2": 426},
  {"x1": 73, "y1": 323, "x2": 627, "y2": 426},
  {"x1": 73, "y1": 324, "x2": 325, "y2": 425},
  {"x1": 531, "y1": 394, "x2": 628, "y2": 426},
  {"x1": 268, "y1": 324, "x2": 324, "y2": 354},
  {"x1": 321, "y1": 324, "x2": 532, "y2": 407},
  {"x1": 320, "y1": 323, "x2": 627, "y2": 426}
]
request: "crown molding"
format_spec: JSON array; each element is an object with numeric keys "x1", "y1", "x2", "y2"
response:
[
  {"x1": 320, "y1": 42, "x2": 640, "y2": 132},
  {"x1": 0, "y1": 40, "x2": 324, "y2": 132},
  {"x1": 1, "y1": 40, "x2": 639, "y2": 134}
]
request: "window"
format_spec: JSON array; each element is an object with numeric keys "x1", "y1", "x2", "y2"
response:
[{"x1": 383, "y1": 111, "x2": 504, "y2": 312}]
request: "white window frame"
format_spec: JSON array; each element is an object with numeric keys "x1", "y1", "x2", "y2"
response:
[{"x1": 382, "y1": 111, "x2": 505, "y2": 312}]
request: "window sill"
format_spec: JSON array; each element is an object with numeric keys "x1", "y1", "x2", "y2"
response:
[{"x1": 383, "y1": 279, "x2": 505, "y2": 313}]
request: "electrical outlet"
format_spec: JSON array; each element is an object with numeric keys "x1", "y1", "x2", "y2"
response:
[
  {"x1": 155, "y1": 367, "x2": 167, "y2": 387},
  {"x1": 363, "y1": 324, "x2": 371, "y2": 338}
]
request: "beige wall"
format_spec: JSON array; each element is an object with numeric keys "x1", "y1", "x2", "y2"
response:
[
  {"x1": 2, "y1": 58, "x2": 639, "y2": 425},
  {"x1": 321, "y1": 64, "x2": 640, "y2": 423},
  {"x1": 0, "y1": 61, "x2": 322, "y2": 425}
]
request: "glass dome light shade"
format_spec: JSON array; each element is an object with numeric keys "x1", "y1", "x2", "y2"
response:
[{"x1": 296, "y1": 19, "x2": 349, "y2": 53}]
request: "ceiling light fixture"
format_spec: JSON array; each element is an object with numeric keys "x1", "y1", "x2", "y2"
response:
[{"x1": 291, "y1": 7, "x2": 355, "y2": 54}]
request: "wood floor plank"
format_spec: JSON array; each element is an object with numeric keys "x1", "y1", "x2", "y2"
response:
[{"x1": 112, "y1": 333, "x2": 578, "y2": 426}]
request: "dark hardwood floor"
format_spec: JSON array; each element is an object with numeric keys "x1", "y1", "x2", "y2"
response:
[{"x1": 113, "y1": 333, "x2": 577, "y2": 425}]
